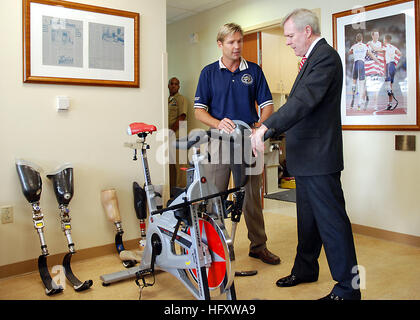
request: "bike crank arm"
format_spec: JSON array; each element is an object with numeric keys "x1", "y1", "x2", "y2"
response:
[{"x1": 62, "y1": 252, "x2": 93, "y2": 291}]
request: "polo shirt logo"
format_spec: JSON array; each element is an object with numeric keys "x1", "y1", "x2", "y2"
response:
[{"x1": 241, "y1": 74, "x2": 253, "y2": 85}]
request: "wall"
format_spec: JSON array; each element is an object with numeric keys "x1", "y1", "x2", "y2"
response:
[
  {"x1": 167, "y1": 0, "x2": 420, "y2": 237},
  {"x1": 261, "y1": 27, "x2": 299, "y2": 94},
  {"x1": 0, "y1": 0, "x2": 167, "y2": 266}
]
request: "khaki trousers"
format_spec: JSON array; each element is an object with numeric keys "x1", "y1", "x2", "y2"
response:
[{"x1": 204, "y1": 139, "x2": 267, "y2": 253}]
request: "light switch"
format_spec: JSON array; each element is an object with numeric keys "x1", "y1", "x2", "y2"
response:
[{"x1": 56, "y1": 96, "x2": 70, "y2": 111}]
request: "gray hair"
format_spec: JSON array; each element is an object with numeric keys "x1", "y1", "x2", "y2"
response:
[
  {"x1": 281, "y1": 8, "x2": 320, "y2": 35},
  {"x1": 217, "y1": 23, "x2": 244, "y2": 43}
]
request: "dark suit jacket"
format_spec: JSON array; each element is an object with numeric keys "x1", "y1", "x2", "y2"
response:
[{"x1": 263, "y1": 38, "x2": 344, "y2": 176}]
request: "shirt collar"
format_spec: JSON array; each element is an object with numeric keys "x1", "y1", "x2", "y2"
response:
[
  {"x1": 304, "y1": 37, "x2": 322, "y2": 58},
  {"x1": 218, "y1": 57, "x2": 248, "y2": 71}
]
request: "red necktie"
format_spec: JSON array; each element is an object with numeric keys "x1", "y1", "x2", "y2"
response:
[{"x1": 299, "y1": 56, "x2": 307, "y2": 71}]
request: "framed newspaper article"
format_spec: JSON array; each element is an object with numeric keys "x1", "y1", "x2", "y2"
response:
[
  {"x1": 333, "y1": 0, "x2": 419, "y2": 130},
  {"x1": 22, "y1": 0, "x2": 139, "y2": 87}
]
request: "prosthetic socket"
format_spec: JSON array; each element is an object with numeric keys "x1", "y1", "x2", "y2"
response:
[{"x1": 101, "y1": 188, "x2": 123, "y2": 233}]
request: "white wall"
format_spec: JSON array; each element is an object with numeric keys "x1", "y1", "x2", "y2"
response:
[
  {"x1": 0, "y1": 0, "x2": 167, "y2": 266},
  {"x1": 167, "y1": 0, "x2": 420, "y2": 236}
]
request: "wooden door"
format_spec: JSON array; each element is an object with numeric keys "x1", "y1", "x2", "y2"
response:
[
  {"x1": 242, "y1": 32, "x2": 266, "y2": 208},
  {"x1": 243, "y1": 32, "x2": 261, "y2": 66}
]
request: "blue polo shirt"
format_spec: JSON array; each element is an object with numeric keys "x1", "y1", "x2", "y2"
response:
[{"x1": 194, "y1": 58, "x2": 273, "y2": 125}]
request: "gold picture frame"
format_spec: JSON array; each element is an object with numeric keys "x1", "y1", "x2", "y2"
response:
[
  {"x1": 333, "y1": 0, "x2": 419, "y2": 130},
  {"x1": 23, "y1": 0, "x2": 140, "y2": 87}
]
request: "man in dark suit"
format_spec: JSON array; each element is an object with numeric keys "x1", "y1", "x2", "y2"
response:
[{"x1": 251, "y1": 8, "x2": 361, "y2": 300}]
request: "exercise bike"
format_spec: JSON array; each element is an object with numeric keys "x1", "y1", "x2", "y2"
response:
[{"x1": 100, "y1": 121, "x2": 253, "y2": 300}]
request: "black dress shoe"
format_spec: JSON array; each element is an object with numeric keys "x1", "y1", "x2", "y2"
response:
[
  {"x1": 319, "y1": 293, "x2": 344, "y2": 300},
  {"x1": 276, "y1": 274, "x2": 317, "y2": 287}
]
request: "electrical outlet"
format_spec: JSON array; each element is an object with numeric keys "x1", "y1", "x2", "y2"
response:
[{"x1": 1, "y1": 206, "x2": 14, "y2": 224}]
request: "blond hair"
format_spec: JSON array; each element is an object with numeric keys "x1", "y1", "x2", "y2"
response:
[{"x1": 217, "y1": 23, "x2": 243, "y2": 43}]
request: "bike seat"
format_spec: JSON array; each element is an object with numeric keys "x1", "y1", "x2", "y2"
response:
[{"x1": 127, "y1": 122, "x2": 157, "y2": 136}]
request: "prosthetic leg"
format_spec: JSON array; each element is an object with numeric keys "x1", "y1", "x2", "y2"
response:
[
  {"x1": 386, "y1": 88, "x2": 399, "y2": 110},
  {"x1": 100, "y1": 189, "x2": 140, "y2": 268},
  {"x1": 15, "y1": 159, "x2": 63, "y2": 296},
  {"x1": 350, "y1": 83, "x2": 356, "y2": 109},
  {"x1": 359, "y1": 80, "x2": 369, "y2": 111},
  {"x1": 47, "y1": 164, "x2": 93, "y2": 292}
]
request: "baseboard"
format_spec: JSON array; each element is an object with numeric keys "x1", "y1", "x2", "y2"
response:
[
  {"x1": 352, "y1": 223, "x2": 420, "y2": 247},
  {"x1": 0, "y1": 238, "x2": 140, "y2": 280}
]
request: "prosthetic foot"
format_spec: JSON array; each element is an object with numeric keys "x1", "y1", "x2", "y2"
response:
[
  {"x1": 47, "y1": 164, "x2": 93, "y2": 292},
  {"x1": 100, "y1": 189, "x2": 137, "y2": 268},
  {"x1": 350, "y1": 84, "x2": 356, "y2": 109},
  {"x1": 15, "y1": 159, "x2": 64, "y2": 296},
  {"x1": 386, "y1": 90, "x2": 399, "y2": 110}
]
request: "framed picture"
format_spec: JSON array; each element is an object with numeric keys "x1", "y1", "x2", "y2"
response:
[
  {"x1": 333, "y1": 0, "x2": 419, "y2": 130},
  {"x1": 23, "y1": 0, "x2": 140, "y2": 87}
]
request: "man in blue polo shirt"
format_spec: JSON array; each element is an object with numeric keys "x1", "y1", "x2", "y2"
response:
[{"x1": 194, "y1": 23, "x2": 280, "y2": 265}]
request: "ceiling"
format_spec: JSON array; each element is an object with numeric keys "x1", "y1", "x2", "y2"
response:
[{"x1": 167, "y1": 0, "x2": 234, "y2": 24}]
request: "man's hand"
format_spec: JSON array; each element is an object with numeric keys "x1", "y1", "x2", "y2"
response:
[
  {"x1": 217, "y1": 118, "x2": 236, "y2": 133},
  {"x1": 171, "y1": 113, "x2": 187, "y2": 132},
  {"x1": 250, "y1": 124, "x2": 268, "y2": 157}
]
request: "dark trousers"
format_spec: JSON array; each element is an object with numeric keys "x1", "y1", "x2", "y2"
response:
[{"x1": 292, "y1": 172, "x2": 361, "y2": 299}]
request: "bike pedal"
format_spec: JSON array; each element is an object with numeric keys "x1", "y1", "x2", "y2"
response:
[
  {"x1": 135, "y1": 268, "x2": 155, "y2": 288},
  {"x1": 135, "y1": 268, "x2": 153, "y2": 278}
]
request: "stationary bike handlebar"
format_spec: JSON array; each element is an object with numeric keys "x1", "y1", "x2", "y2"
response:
[
  {"x1": 150, "y1": 186, "x2": 241, "y2": 216},
  {"x1": 174, "y1": 120, "x2": 252, "y2": 150},
  {"x1": 175, "y1": 123, "x2": 276, "y2": 150},
  {"x1": 125, "y1": 120, "x2": 274, "y2": 190},
  {"x1": 263, "y1": 128, "x2": 276, "y2": 141},
  {"x1": 126, "y1": 120, "x2": 274, "y2": 144}
]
